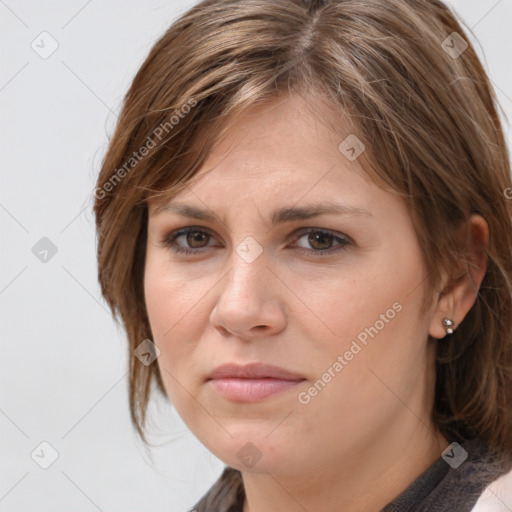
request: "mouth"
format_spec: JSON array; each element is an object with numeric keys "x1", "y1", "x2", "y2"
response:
[{"x1": 206, "y1": 362, "x2": 306, "y2": 402}]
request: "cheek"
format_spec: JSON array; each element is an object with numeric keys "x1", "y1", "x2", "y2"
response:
[
  {"x1": 144, "y1": 267, "x2": 172, "y2": 345},
  {"x1": 291, "y1": 257, "x2": 417, "y2": 350},
  {"x1": 144, "y1": 269, "x2": 195, "y2": 410},
  {"x1": 295, "y1": 240, "x2": 428, "y2": 396},
  {"x1": 293, "y1": 295, "x2": 426, "y2": 460},
  {"x1": 144, "y1": 259, "x2": 193, "y2": 372},
  {"x1": 144, "y1": 257, "x2": 214, "y2": 401},
  {"x1": 144, "y1": 253, "x2": 203, "y2": 339}
]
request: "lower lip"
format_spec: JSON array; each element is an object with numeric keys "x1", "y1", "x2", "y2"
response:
[{"x1": 209, "y1": 378, "x2": 305, "y2": 402}]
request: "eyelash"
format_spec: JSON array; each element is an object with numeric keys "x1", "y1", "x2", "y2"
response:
[{"x1": 160, "y1": 226, "x2": 352, "y2": 257}]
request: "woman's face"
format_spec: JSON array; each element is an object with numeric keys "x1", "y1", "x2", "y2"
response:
[{"x1": 144, "y1": 94, "x2": 441, "y2": 476}]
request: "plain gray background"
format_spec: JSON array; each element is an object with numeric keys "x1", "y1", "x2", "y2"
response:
[{"x1": 1, "y1": 1, "x2": 511, "y2": 511}]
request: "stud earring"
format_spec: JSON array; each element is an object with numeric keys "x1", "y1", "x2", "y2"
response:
[{"x1": 442, "y1": 318, "x2": 455, "y2": 335}]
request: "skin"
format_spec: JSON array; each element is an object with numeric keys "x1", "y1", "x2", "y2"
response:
[{"x1": 144, "y1": 94, "x2": 489, "y2": 512}]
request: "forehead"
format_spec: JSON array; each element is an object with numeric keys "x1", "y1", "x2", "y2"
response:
[
  {"x1": 198, "y1": 94, "x2": 360, "y2": 175},
  {"x1": 146, "y1": 93, "x2": 406, "y2": 228},
  {"x1": 153, "y1": 94, "x2": 374, "y2": 204}
]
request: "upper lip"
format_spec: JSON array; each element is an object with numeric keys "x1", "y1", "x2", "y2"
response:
[{"x1": 208, "y1": 362, "x2": 305, "y2": 381}]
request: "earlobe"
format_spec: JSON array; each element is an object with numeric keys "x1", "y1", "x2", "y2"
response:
[
  {"x1": 429, "y1": 292, "x2": 456, "y2": 340},
  {"x1": 428, "y1": 214, "x2": 489, "y2": 340},
  {"x1": 442, "y1": 318, "x2": 455, "y2": 335}
]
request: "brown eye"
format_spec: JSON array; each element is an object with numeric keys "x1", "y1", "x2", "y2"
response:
[
  {"x1": 186, "y1": 230, "x2": 210, "y2": 248},
  {"x1": 307, "y1": 231, "x2": 335, "y2": 250},
  {"x1": 292, "y1": 229, "x2": 352, "y2": 256},
  {"x1": 162, "y1": 227, "x2": 215, "y2": 254}
]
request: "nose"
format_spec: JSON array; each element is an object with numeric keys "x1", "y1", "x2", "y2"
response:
[{"x1": 209, "y1": 248, "x2": 287, "y2": 341}]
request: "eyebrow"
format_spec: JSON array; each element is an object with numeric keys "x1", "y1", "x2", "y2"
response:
[{"x1": 151, "y1": 201, "x2": 373, "y2": 225}]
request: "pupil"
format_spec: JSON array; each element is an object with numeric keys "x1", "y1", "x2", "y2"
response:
[
  {"x1": 310, "y1": 232, "x2": 331, "y2": 250},
  {"x1": 189, "y1": 231, "x2": 207, "y2": 248}
]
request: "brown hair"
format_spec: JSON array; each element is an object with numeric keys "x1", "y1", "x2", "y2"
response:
[{"x1": 93, "y1": 0, "x2": 512, "y2": 461}]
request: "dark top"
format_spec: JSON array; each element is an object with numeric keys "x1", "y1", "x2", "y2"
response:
[{"x1": 191, "y1": 438, "x2": 512, "y2": 512}]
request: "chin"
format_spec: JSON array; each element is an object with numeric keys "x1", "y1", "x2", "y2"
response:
[{"x1": 199, "y1": 427, "x2": 301, "y2": 474}]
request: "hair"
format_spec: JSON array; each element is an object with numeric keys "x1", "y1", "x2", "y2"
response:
[{"x1": 93, "y1": 0, "x2": 512, "y2": 463}]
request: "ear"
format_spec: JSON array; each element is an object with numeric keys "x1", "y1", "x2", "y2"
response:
[{"x1": 429, "y1": 214, "x2": 489, "y2": 339}]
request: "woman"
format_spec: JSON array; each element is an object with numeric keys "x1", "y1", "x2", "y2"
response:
[{"x1": 93, "y1": 0, "x2": 512, "y2": 510}]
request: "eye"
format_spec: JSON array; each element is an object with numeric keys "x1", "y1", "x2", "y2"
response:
[
  {"x1": 291, "y1": 228, "x2": 352, "y2": 256},
  {"x1": 161, "y1": 227, "x2": 217, "y2": 255},
  {"x1": 160, "y1": 226, "x2": 352, "y2": 256}
]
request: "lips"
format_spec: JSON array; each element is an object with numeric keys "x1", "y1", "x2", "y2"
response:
[
  {"x1": 208, "y1": 362, "x2": 305, "y2": 381},
  {"x1": 207, "y1": 363, "x2": 306, "y2": 402}
]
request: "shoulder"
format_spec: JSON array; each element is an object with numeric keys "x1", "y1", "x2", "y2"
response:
[
  {"x1": 471, "y1": 467, "x2": 512, "y2": 512},
  {"x1": 423, "y1": 438, "x2": 512, "y2": 512}
]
